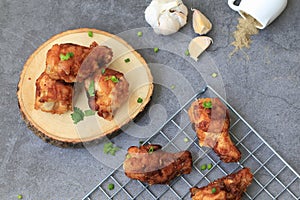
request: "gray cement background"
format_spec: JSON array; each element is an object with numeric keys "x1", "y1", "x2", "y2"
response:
[{"x1": 0, "y1": 0, "x2": 299, "y2": 199}]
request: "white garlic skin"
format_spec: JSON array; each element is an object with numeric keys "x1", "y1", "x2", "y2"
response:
[{"x1": 145, "y1": 0, "x2": 188, "y2": 35}]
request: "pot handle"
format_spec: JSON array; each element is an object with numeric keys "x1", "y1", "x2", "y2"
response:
[{"x1": 228, "y1": 0, "x2": 240, "y2": 11}]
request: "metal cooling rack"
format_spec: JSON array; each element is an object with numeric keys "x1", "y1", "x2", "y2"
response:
[{"x1": 82, "y1": 85, "x2": 300, "y2": 200}]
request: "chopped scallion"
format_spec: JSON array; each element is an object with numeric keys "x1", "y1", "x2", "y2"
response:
[
  {"x1": 211, "y1": 187, "x2": 216, "y2": 194},
  {"x1": 137, "y1": 97, "x2": 143, "y2": 103},
  {"x1": 203, "y1": 101, "x2": 212, "y2": 109},
  {"x1": 200, "y1": 164, "x2": 207, "y2": 170},
  {"x1": 185, "y1": 49, "x2": 190, "y2": 56},
  {"x1": 211, "y1": 72, "x2": 218, "y2": 78},
  {"x1": 60, "y1": 52, "x2": 74, "y2": 61},
  {"x1": 124, "y1": 58, "x2": 130, "y2": 63},
  {"x1": 108, "y1": 183, "x2": 115, "y2": 190},
  {"x1": 111, "y1": 76, "x2": 119, "y2": 83},
  {"x1": 184, "y1": 137, "x2": 189, "y2": 143},
  {"x1": 88, "y1": 31, "x2": 93, "y2": 37},
  {"x1": 207, "y1": 163, "x2": 213, "y2": 170},
  {"x1": 154, "y1": 47, "x2": 159, "y2": 53},
  {"x1": 148, "y1": 146, "x2": 154, "y2": 154},
  {"x1": 137, "y1": 31, "x2": 143, "y2": 37}
]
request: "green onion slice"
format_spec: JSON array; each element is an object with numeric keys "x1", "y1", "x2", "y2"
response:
[
  {"x1": 108, "y1": 183, "x2": 114, "y2": 190},
  {"x1": 148, "y1": 146, "x2": 154, "y2": 154},
  {"x1": 111, "y1": 76, "x2": 119, "y2": 83},
  {"x1": 200, "y1": 164, "x2": 207, "y2": 170},
  {"x1": 211, "y1": 72, "x2": 218, "y2": 78},
  {"x1": 137, "y1": 97, "x2": 143, "y2": 103},
  {"x1": 60, "y1": 52, "x2": 74, "y2": 61},
  {"x1": 137, "y1": 31, "x2": 143, "y2": 37},
  {"x1": 88, "y1": 31, "x2": 93, "y2": 37},
  {"x1": 185, "y1": 49, "x2": 190, "y2": 56},
  {"x1": 207, "y1": 163, "x2": 213, "y2": 170},
  {"x1": 124, "y1": 58, "x2": 130, "y2": 63},
  {"x1": 211, "y1": 187, "x2": 216, "y2": 194},
  {"x1": 203, "y1": 101, "x2": 212, "y2": 109}
]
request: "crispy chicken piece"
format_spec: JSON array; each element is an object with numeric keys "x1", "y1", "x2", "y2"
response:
[
  {"x1": 188, "y1": 98, "x2": 241, "y2": 163},
  {"x1": 77, "y1": 45, "x2": 113, "y2": 82},
  {"x1": 84, "y1": 68, "x2": 129, "y2": 121},
  {"x1": 190, "y1": 168, "x2": 253, "y2": 200},
  {"x1": 34, "y1": 72, "x2": 73, "y2": 114},
  {"x1": 45, "y1": 42, "x2": 113, "y2": 82},
  {"x1": 123, "y1": 144, "x2": 192, "y2": 185}
]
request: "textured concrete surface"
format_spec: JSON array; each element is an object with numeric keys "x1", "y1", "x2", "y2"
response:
[{"x1": 0, "y1": 0, "x2": 299, "y2": 199}]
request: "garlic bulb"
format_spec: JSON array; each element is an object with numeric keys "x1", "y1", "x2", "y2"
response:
[
  {"x1": 188, "y1": 36, "x2": 213, "y2": 61},
  {"x1": 145, "y1": 0, "x2": 188, "y2": 35}
]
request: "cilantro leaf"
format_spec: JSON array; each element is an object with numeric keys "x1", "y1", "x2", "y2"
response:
[
  {"x1": 103, "y1": 142, "x2": 120, "y2": 156},
  {"x1": 103, "y1": 142, "x2": 113, "y2": 154},
  {"x1": 88, "y1": 80, "x2": 95, "y2": 97},
  {"x1": 71, "y1": 107, "x2": 84, "y2": 124},
  {"x1": 84, "y1": 109, "x2": 96, "y2": 116}
]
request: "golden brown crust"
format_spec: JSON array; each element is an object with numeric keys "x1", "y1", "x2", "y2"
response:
[
  {"x1": 45, "y1": 42, "x2": 113, "y2": 83},
  {"x1": 85, "y1": 68, "x2": 129, "y2": 121},
  {"x1": 188, "y1": 98, "x2": 241, "y2": 163},
  {"x1": 190, "y1": 168, "x2": 253, "y2": 200},
  {"x1": 123, "y1": 144, "x2": 192, "y2": 185},
  {"x1": 77, "y1": 45, "x2": 113, "y2": 82},
  {"x1": 34, "y1": 72, "x2": 73, "y2": 114}
]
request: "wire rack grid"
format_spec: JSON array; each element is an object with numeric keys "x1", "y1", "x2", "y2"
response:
[{"x1": 82, "y1": 85, "x2": 300, "y2": 200}]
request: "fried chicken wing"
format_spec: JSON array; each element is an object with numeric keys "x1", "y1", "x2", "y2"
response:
[
  {"x1": 190, "y1": 168, "x2": 253, "y2": 200},
  {"x1": 45, "y1": 42, "x2": 113, "y2": 82},
  {"x1": 188, "y1": 98, "x2": 241, "y2": 162},
  {"x1": 84, "y1": 68, "x2": 129, "y2": 121},
  {"x1": 123, "y1": 144, "x2": 192, "y2": 185},
  {"x1": 34, "y1": 72, "x2": 73, "y2": 114},
  {"x1": 77, "y1": 45, "x2": 113, "y2": 82}
]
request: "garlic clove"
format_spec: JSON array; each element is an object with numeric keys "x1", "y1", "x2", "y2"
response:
[
  {"x1": 188, "y1": 36, "x2": 213, "y2": 61},
  {"x1": 192, "y1": 8, "x2": 212, "y2": 35}
]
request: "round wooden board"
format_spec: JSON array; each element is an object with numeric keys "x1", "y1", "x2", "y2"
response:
[{"x1": 17, "y1": 28, "x2": 153, "y2": 147}]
